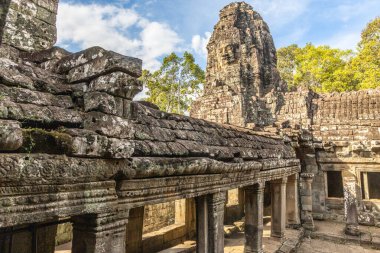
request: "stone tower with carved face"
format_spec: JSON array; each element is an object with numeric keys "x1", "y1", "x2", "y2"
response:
[{"x1": 191, "y1": 2, "x2": 286, "y2": 127}]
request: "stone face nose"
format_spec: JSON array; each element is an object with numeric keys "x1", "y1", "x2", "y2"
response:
[{"x1": 0, "y1": 0, "x2": 59, "y2": 52}]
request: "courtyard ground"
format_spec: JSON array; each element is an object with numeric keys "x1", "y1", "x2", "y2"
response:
[{"x1": 54, "y1": 220, "x2": 380, "y2": 253}]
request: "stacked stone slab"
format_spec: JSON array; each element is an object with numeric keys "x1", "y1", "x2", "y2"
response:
[{"x1": 191, "y1": 2, "x2": 286, "y2": 128}]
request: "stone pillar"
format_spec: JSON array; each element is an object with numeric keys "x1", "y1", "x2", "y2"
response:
[
  {"x1": 196, "y1": 196, "x2": 209, "y2": 253},
  {"x1": 126, "y1": 207, "x2": 144, "y2": 253},
  {"x1": 196, "y1": 192, "x2": 226, "y2": 253},
  {"x1": 300, "y1": 173, "x2": 315, "y2": 231},
  {"x1": 244, "y1": 183, "x2": 264, "y2": 253},
  {"x1": 286, "y1": 174, "x2": 300, "y2": 227},
  {"x1": 238, "y1": 188, "x2": 245, "y2": 217},
  {"x1": 342, "y1": 172, "x2": 360, "y2": 236},
  {"x1": 36, "y1": 224, "x2": 58, "y2": 253},
  {"x1": 270, "y1": 178, "x2": 287, "y2": 238},
  {"x1": 208, "y1": 192, "x2": 227, "y2": 253},
  {"x1": 72, "y1": 210, "x2": 129, "y2": 253}
]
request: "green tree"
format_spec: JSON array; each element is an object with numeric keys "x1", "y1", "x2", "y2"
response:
[
  {"x1": 294, "y1": 44, "x2": 354, "y2": 93},
  {"x1": 277, "y1": 44, "x2": 354, "y2": 92},
  {"x1": 277, "y1": 17, "x2": 380, "y2": 93},
  {"x1": 349, "y1": 17, "x2": 380, "y2": 89},
  {"x1": 141, "y1": 52, "x2": 205, "y2": 114},
  {"x1": 277, "y1": 44, "x2": 300, "y2": 90}
]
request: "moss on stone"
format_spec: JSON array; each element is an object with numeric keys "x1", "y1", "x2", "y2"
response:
[{"x1": 19, "y1": 128, "x2": 73, "y2": 154}]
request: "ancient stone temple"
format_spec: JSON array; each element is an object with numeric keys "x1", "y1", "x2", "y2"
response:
[
  {"x1": 0, "y1": 1, "x2": 379, "y2": 253},
  {"x1": 192, "y1": 1, "x2": 380, "y2": 246},
  {"x1": 191, "y1": 2, "x2": 286, "y2": 127},
  {"x1": 0, "y1": 1, "x2": 301, "y2": 253}
]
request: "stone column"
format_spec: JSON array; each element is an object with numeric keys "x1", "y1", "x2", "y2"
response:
[
  {"x1": 286, "y1": 174, "x2": 300, "y2": 227},
  {"x1": 342, "y1": 172, "x2": 360, "y2": 236},
  {"x1": 196, "y1": 196, "x2": 208, "y2": 253},
  {"x1": 271, "y1": 178, "x2": 287, "y2": 238},
  {"x1": 126, "y1": 207, "x2": 144, "y2": 253},
  {"x1": 299, "y1": 173, "x2": 315, "y2": 231},
  {"x1": 72, "y1": 210, "x2": 129, "y2": 253},
  {"x1": 196, "y1": 192, "x2": 226, "y2": 253},
  {"x1": 244, "y1": 182, "x2": 264, "y2": 253}
]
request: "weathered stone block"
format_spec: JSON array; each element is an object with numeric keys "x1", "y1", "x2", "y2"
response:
[
  {"x1": 22, "y1": 46, "x2": 70, "y2": 64},
  {"x1": 84, "y1": 92, "x2": 123, "y2": 116},
  {"x1": 71, "y1": 133, "x2": 134, "y2": 158},
  {"x1": 0, "y1": 120, "x2": 22, "y2": 150},
  {"x1": 83, "y1": 111, "x2": 134, "y2": 139},
  {"x1": 0, "y1": 84, "x2": 73, "y2": 108},
  {"x1": 0, "y1": 0, "x2": 59, "y2": 51},
  {"x1": 66, "y1": 50, "x2": 142, "y2": 83},
  {"x1": 89, "y1": 72, "x2": 143, "y2": 100},
  {"x1": 0, "y1": 58, "x2": 35, "y2": 90},
  {"x1": 19, "y1": 128, "x2": 73, "y2": 154},
  {"x1": 54, "y1": 46, "x2": 107, "y2": 74}
]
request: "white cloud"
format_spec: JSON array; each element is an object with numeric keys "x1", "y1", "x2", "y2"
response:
[
  {"x1": 191, "y1": 32, "x2": 211, "y2": 58},
  {"x1": 322, "y1": 31, "x2": 360, "y2": 50},
  {"x1": 139, "y1": 21, "x2": 182, "y2": 70},
  {"x1": 57, "y1": 2, "x2": 182, "y2": 70}
]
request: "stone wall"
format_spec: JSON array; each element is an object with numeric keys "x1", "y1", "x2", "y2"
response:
[
  {"x1": 275, "y1": 88, "x2": 380, "y2": 226},
  {"x1": 0, "y1": 0, "x2": 59, "y2": 51},
  {"x1": 143, "y1": 202, "x2": 176, "y2": 234}
]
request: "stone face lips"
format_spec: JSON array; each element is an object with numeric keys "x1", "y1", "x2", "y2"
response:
[
  {"x1": 0, "y1": 0, "x2": 59, "y2": 52},
  {"x1": 191, "y1": 2, "x2": 285, "y2": 127}
]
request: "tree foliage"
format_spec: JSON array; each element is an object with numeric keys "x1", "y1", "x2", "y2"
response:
[
  {"x1": 141, "y1": 52, "x2": 205, "y2": 114},
  {"x1": 349, "y1": 17, "x2": 380, "y2": 90},
  {"x1": 277, "y1": 17, "x2": 380, "y2": 93}
]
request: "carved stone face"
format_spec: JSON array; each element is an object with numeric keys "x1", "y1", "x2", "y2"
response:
[{"x1": 219, "y1": 44, "x2": 238, "y2": 65}]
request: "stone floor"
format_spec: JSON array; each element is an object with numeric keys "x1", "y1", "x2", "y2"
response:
[
  {"x1": 310, "y1": 220, "x2": 380, "y2": 250},
  {"x1": 54, "y1": 221, "x2": 380, "y2": 253},
  {"x1": 55, "y1": 242, "x2": 71, "y2": 253},
  {"x1": 224, "y1": 224, "x2": 302, "y2": 253},
  {"x1": 298, "y1": 237, "x2": 377, "y2": 253}
]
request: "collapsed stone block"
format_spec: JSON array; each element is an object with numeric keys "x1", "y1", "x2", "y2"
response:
[
  {"x1": 67, "y1": 51, "x2": 142, "y2": 83},
  {"x1": 54, "y1": 46, "x2": 107, "y2": 74},
  {"x1": 54, "y1": 47, "x2": 143, "y2": 83}
]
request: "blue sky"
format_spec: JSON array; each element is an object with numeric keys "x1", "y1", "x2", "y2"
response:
[{"x1": 57, "y1": 0, "x2": 380, "y2": 71}]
